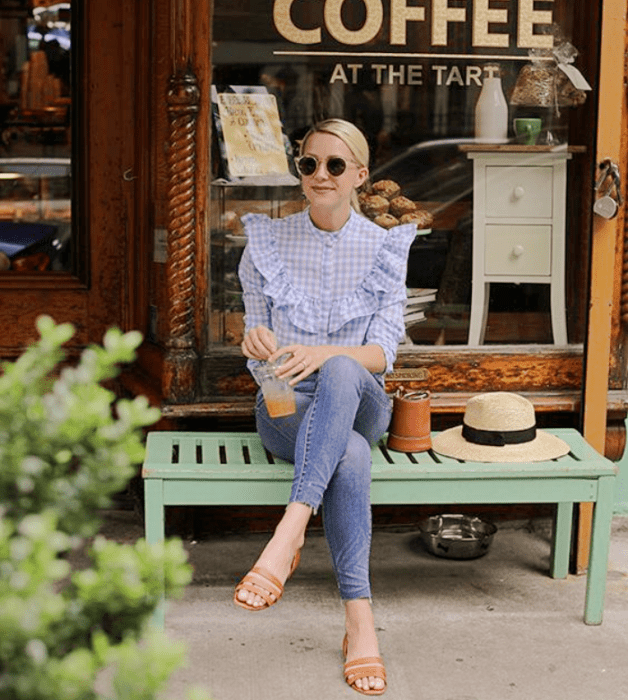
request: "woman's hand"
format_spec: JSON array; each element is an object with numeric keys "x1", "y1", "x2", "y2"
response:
[
  {"x1": 269, "y1": 344, "x2": 331, "y2": 384},
  {"x1": 241, "y1": 326, "x2": 277, "y2": 360}
]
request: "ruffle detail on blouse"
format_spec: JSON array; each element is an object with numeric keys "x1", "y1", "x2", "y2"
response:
[
  {"x1": 328, "y1": 218, "x2": 416, "y2": 332},
  {"x1": 241, "y1": 212, "x2": 416, "y2": 334},
  {"x1": 242, "y1": 213, "x2": 324, "y2": 333}
]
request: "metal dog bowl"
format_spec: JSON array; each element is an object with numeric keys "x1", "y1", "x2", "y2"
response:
[{"x1": 419, "y1": 514, "x2": 497, "y2": 559}]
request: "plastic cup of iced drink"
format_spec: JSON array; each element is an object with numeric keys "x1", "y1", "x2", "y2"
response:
[{"x1": 255, "y1": 360, "x2": 296, "y2": 418}]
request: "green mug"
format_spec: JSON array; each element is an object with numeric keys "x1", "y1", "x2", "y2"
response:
[{"x1": 514, "y1": 118, "x2": 542, "y2": 145}]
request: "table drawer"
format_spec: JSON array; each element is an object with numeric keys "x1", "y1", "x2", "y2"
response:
[
  {"x1": 485, "y1": 165, "x2": 553, "y2": 218},
  {"x1": 485, "y1": 225, "x2": 551, "y2": 276}
]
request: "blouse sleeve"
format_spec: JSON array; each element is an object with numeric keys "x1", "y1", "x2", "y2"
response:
[
  {"x1": 238, "y1": 243, "x2": 272, "y2": 334},
  {"x1": 365, "y1": 296, "x2": 406, "y2": 373},
  {"x1": 363, "y1": 222, "x2": 416, "y2": 372}
]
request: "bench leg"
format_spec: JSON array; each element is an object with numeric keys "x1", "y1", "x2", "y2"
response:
[
  {"x1": 144, "y1": 478, "x2": 166, "y2": 628},
  {"x1": 584, "y1": 476, "x2": 615, "y2": 625},
  {"x1": 550, "y1": 502, "x2": 573, "y2": 579}
]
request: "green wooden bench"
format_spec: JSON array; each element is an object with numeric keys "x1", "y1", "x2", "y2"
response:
[{"x1": 142, "y1": 428, "x2": 617, "y2": 627}]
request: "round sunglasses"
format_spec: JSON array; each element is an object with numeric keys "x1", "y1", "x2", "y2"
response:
[{"x1": 296, "y1": 155, "x2": 359, "y2": 178}]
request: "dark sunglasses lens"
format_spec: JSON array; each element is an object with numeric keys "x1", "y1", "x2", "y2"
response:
[
  {"x1": 327, "y1": 157, "x2": 347, "y2": 176},
  {"x1": 298, "y1": 156, "x2": 317, "y2": 176}
]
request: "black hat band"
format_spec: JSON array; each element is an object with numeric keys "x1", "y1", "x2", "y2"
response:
[{"x1": 462, "y1": 422, "x2": 537, "y2": 447}]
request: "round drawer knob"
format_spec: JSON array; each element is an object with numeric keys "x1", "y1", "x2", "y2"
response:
[
  {"x1": 513, "y1": 186, "x2": 525, "y2": 199},
  {"x1": 512, "y1": 244, "x2": 524, "y2": 257}
]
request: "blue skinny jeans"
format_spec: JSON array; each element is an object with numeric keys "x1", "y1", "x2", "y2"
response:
[{"x1": 255, "y1": 355, "x2": 392, "y2": 600}]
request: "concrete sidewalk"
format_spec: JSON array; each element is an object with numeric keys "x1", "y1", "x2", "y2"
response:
[{"x1": 101, "y1": 511, "x2": 628, "y2": 700}]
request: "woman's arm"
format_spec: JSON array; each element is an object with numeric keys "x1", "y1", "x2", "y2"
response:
[
  {"x1": 270, "y1": 342, "x2": 386, "y2": 385},
  {"x1": 239, "y1": 246, "x2": 275, "y2": 361},
  {"x1": 269, "y1": 288, "x2": 405, "y2": 384},
  {"x1": 364, "y1": 294, "x2": 406, "y2": 372}
]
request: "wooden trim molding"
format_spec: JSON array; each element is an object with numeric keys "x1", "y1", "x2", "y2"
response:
[
  {"x1": 162, "y1": 0, "x2": 200, "y2": 403},
  {"x1": 159, "y1": 389, "x2": 628, "y2": 420},
  {"x1": 0, "y1": 274, "x2": 87, "y2": 291}
]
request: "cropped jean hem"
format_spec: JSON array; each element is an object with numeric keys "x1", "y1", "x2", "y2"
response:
[
  {"x1": 288, "y1": 498, "x2": 319, "y2": 516},
  {"x1": 341, "y1": 595, "x2": 373, "y2": 604}
]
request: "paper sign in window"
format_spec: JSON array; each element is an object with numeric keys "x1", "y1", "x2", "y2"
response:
[{"x1": 216, "y1": 93, "x2": 290, "y2": 177}]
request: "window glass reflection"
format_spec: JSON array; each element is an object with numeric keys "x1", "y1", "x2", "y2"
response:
[
  {"x1": 210, "y1": 1, "x2": 590, "y2": 348},
  {"x1": 0, "y1": 1, "x2": 71, "y2": 273}
]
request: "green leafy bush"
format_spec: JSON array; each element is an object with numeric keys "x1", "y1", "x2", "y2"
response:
[{"x1": 0, "y1": 316, "x2": 210, "y2": 700}]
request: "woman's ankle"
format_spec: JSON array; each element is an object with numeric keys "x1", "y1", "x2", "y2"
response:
[
  {"x1": 275, "y1": 502, "x2": 312, "y2": 547},
  {"x1": 344, "y1": 598, "x2": 377, "y2": 635}
]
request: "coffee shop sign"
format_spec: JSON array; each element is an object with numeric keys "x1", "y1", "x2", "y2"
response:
[{"x1": 273, "y1": 0, "x2": 555, "y2": 50}]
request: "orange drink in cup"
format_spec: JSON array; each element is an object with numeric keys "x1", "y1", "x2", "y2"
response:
[
  {"x1": 255, "y1": 360, "x2": 296, "y2": 418},
  {"x1": 263, "y1": 388, "x2": 297, "y2": 418}
]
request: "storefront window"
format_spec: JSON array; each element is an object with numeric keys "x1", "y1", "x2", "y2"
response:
[
  {"x1": 0, "y1": 1, "x2": 71, "y2": 273},
  {"x1": 210, "y1": 0, "x2": 593, "y2": 349}
]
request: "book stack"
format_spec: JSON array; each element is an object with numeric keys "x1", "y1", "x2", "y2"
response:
[
  {"x1": 400, "y1": 287, "x2": 438, "y2": 345},
  {"x1": 399, "y1": 288, "x2": 437, "y2": 345},
  {"x1": 404, "y1": 287, "x2": 437, "y2": 326}
]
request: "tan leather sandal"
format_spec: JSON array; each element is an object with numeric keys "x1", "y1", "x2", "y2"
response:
[
  {"x1": 342, "y1": 634, "x2": 387, "y2": 696},
  {"x1": 233, "y1": 550, "x2": 300, "y2": 611}
]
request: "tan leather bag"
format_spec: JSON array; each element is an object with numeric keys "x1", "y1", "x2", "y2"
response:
[{"x1": 387, "y1": 390, "x2": 432, "y2": 453}]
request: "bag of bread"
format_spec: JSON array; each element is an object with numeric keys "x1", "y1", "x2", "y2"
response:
[{"x1": 510, "y1": 33, "x2": 591, "y2": 116}]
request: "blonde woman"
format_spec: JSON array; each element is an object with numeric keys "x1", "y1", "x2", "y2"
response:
[{"x1": 234, "y1": 119, "x2": 416, "y2": 695}]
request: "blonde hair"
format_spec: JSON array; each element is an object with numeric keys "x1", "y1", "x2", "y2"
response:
[{"x1": 299, "y1": 119, "x2": 369, "y2": 213}]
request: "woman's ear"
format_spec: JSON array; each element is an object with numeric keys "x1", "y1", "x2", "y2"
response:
[{"x1": 355, "y1": 167, "x2": 369, "y2": 189}]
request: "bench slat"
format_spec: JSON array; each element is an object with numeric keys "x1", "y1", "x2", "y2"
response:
[
  {"x1": 199, "y1": 436, "x2": 222, "y2": 465},
  {"x1": 177, "y1": 437, "x2": 197, "y2": 466},
  {"x1": 243, "y1": 436, "x2": 273, "y2": 465}
]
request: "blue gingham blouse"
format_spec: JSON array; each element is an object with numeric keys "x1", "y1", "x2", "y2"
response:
[{"x1": 238, "y1": 208, "x2": 416, "y2": 380}]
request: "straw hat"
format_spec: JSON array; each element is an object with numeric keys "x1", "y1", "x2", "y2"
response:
[{"x1": 432, "y1": 392, "x2": 569, "y2": 462}]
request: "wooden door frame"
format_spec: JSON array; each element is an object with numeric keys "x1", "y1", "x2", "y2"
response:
[{"x1": 578, "y1": 0, "x2": 628, "y2": 572}]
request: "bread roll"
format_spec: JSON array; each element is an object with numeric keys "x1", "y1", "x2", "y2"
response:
[
  {"x1": 389, "y1": 196, "x2": 416, "y2": 218},
  {"x1": 359, "y1": 193, "x2": 389, "y2": 218},
  {"x1": 400, "y1": 210, "x2": 434, "y2": 228},
  {"x1": 372, "y1": 179, "x2": 401, "y2": 200},
  {"x1": 374, "y1": 213, "x2": 399, "y2": 229}
]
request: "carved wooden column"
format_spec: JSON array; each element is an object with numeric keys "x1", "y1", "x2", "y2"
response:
[{"x1": 163, "y1": 0, "x2": 199, "y2": 403}]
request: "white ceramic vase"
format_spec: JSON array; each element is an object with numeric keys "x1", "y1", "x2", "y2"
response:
[{"x1": 475, "y1": 75, "x2": 508, "y2": 143}]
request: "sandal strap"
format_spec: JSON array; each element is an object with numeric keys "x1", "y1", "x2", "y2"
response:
[
  {"x1": 234, "y1": 566, "x2": 284, "y2": 607},
  {"x1": 344, "y1": 656, "x2": 387, "y2": 684},
  {"x1": 248, "y1": 566, "x2": 284, "y2": 593}
]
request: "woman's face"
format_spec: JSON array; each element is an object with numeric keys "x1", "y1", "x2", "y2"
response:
[{"x1": 299, "y1": 132, "x2": 368, "y2": 214}]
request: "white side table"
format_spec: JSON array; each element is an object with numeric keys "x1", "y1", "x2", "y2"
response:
[{"x1": 461, "y1": 145, "x2": 576, "y2": 346}]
